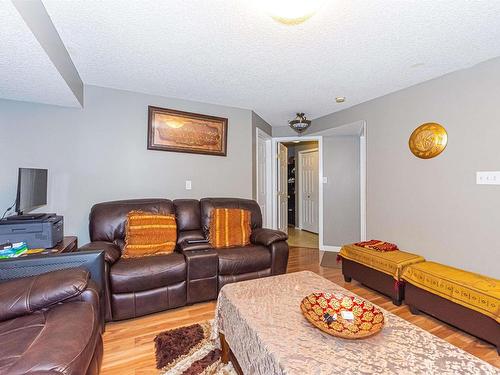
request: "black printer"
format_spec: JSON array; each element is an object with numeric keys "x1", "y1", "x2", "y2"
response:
[{"x1": 0, "y1": 214, "x2": 63, "y2": 249}]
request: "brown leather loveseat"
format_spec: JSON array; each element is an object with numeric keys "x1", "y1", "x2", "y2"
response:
[
  {"x1": 0, "y1": 268, "x2": 103, "y2": 374},
  {"x1": 80, "y1": 198, "x2": 289, "y2": 321}
]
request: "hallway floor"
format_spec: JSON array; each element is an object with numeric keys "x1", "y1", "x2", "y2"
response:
[{"x1": 287, "y1": 226, "x2": 319, "y2": 248}]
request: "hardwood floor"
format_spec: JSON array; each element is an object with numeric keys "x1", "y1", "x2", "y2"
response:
[
  {"x1": 287, "y1": 227, "x2": 319, "y2": 248},
  {"x1": 101, "y1": 247, "x2": 499, "y2": 374}
]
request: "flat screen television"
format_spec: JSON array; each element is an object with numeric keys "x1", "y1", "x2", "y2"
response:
[{"x1": 15, "y1": 168, "x2": 48, "y2": 215}]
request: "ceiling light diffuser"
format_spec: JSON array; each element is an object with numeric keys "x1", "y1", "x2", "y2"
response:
[{"x1": 262, "y1": 0, "x2": 325, "y2": 25}]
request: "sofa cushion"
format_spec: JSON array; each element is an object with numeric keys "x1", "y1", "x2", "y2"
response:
[
  {"x1": 173, "y1": 199, "x2": 201, "y2": 231},
  {"x1": 0, "y1": 302, "x2": 99, "y2": 374},
  {"x1": 89, "y1": 199, "x2": 174, "y2": 243},
  {"x1": 216, "y1": 245, "x2": 271, "y2": 275},
  {"x1": 209, "y1": 208, "x2": 251, "y2": 249},
  {"x1": 200, "y1": 198, "x2": 262, "y2": 235},
  {"x1": 123, "y1": 211, "x2": 177, "y2": 258},
  {"x1": 110, "y1": 252, "x2": 186, "y2": 293}
]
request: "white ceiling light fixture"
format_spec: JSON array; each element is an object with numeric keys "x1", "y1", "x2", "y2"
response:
[
  {"x1": 261, "y1": 0, "x2": 325, "y2": 25},
  {"x1": 335, "y1": 96, "x2": 346, "y2": 103},
  {"x1": 289, "y1": 113, "x2": 311, "y2": 134}
]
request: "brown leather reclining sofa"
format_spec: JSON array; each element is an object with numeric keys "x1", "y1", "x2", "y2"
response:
[
  {"x1": 0, "y1": 268, "x2": 103, "y2": 374},
  {"x1": 81, "y1": 198, "x2": 289, "y2": 321}
]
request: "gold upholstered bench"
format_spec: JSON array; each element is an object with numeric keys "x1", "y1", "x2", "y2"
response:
[
  {"x1": 339, "y1": 244, "x2": 425, "y2": 305},
  {"x1": 402, "y1": 262, "x2": 500, "y2": 354}
]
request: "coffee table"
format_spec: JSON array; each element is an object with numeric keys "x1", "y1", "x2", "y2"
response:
[{"x1": 213, "y1": 271, "x2": 498, "y2": 375}]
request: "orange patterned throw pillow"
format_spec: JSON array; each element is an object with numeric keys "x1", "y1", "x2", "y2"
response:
[
  {"x1": 123, "y1": 211, "x2": 177, "y2": 258},
  {"x1": 209, "y1": 208, "x2": 251, "y2": 249}
]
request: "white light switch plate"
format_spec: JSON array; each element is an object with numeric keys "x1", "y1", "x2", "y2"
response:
[
  {"x1": 476, "y1": 171, "x2": 500, "y2": 185},
  {"x1": 185, "y1": 180, "x2": 192, "y2": 190},
  {"x1": 322, "y1": 177, "x2": 328, "y2": 184}
]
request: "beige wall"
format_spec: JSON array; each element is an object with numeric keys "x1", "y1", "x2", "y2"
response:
[
  {"x1": 323, "y1": 136, "x2": 360, "y2": 247},
  {"x1": 0, "y1": 85, "x2": 253, "y2": 243},
  {"x1": 279, "y1": 57, "x2": 500, "y2": 277}
]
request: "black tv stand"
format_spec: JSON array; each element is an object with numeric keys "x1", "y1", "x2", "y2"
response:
[{"x1": 5, "y1": 213, "x2": 49, "y2": 221}]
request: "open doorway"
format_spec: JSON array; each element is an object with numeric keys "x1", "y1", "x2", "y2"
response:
[
  {"x1": 278, "y1": 140, "x2": 319, "y2": 248},
  {"x1": 265, "y1": 123, "x2": 366, "y2": 253}
]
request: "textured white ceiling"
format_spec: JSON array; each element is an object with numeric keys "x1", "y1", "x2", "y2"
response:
[
  {"x1": 7, "y1": 1, "x2": 500, "y2": 125},
  {"x1": 0, "y1": 1, "x2": 80, "y2": 107}
]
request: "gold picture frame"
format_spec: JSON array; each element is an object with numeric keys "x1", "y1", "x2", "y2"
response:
[{"x1": 147, "y1": 106, "x2": 228, "y2": 156}]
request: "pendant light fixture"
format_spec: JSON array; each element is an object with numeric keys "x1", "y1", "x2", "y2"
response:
[{"x1": 289, "y1": 113, "x2": 311, "y2": 134}]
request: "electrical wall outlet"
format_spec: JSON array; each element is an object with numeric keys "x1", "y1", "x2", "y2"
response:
[
  {"x1": 185, "y1": 180, "x2": 192, "y2": 190},
  {"x1": 476, "y1": 171, "x2": 500, "y2": 185}
]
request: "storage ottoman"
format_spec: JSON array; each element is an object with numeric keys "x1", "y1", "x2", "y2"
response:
[
  {"x1": 402, "y1": 261, "x2": 500, "y2": 354},
  {"x1": 339, "y1": 244, "x2": 425, "y2": 305}
]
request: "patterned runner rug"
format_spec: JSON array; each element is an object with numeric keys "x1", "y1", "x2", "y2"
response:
[{"x1": 154, "y1": 321, "x2": 236, "y2": 375}]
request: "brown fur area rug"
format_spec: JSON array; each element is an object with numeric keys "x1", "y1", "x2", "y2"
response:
[{"x1": 154, "y1": 321, "x2": 236, "y2": 375}]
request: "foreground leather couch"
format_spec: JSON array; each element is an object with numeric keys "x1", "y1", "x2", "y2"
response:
[
  {"x1": 80, "y1": 198, "x2": 289, "y2": 321},
  {"x1": 0, "y1": 268, "x2": 103, "y2": 374}
]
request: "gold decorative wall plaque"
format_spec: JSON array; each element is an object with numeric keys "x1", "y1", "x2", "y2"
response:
[{"x1": 409, "y1": 123, "x2": 448, "y2": 159}]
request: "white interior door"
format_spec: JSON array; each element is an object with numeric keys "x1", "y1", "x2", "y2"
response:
[
  {"x1": 256, "y1": 131, "x2": 271, "y2": 227},
  {"x1": 299, "y1": 149, "x2": 319, "y2": 233},
  {"x1": 277, "y1": 143, "x2": 288, "y2": 233}
]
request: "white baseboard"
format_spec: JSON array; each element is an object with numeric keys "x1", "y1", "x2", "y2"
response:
[{"x1": 320, "y1": 245, "x2": 341, "y2": 252}]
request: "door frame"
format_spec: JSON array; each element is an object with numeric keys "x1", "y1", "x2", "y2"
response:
[
  {"x1": 271, "y1": 136, "x2": 324, "y2": 249},
  {"x1": 255, "y1": 128, "x2": 273, "y2": 228},
  {"x1": 277, "y1": 142, "x2": 289, "y2": 233},
  {"x1": 297, "y1": 148, "x2": 319, "y2": 233}
]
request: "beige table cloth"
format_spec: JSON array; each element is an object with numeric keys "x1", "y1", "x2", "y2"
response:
[{"x1": 213, "y1": 271, "x2": 499, "y2": 375}]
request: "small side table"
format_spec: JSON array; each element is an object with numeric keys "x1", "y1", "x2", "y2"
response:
[
  {"x1": 25, "y1": 236, "x2": 78, "y2": 256},
  {"x1": 0, "y1": 236, "x2": 78, "y2": 262},
  {"x1": 51, "y1": 236, "x2": 78, "y2": 254}
]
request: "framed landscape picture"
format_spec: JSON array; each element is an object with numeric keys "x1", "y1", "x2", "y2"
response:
[{"x1": 147, "y1": 106, "x2": 228, "y2": 156}]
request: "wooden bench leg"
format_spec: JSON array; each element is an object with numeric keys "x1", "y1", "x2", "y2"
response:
[
  {"x1": 392, "y1": 298, "x2": 402, "y2": 306},
  {"x1": 219, "y1": 333, "x2": 229, "y2": 364},
  {"x1": 343, "y1": 275, "x2": 352, "y2": 282},
  {"x1": 409, "y1": 305, "x2": 420, "y2": 315}
]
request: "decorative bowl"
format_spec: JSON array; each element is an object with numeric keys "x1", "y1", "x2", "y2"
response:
[{"x1": 300, "y1": 292, "x2": 384, "y2": 339}]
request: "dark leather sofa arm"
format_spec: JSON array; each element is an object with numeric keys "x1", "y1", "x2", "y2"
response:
[
  {"x1": 250, "y1": 228, "x2": 288, "y2": 246},
  {"x1": 80, "y1": 241, "x2": 121, "y2": 264},
  {"x1": 270, "y1": 241, "x2": 289, "y2": 275},
  {"x1": 0, "y1": 268, "x2": 89, "y2": 322}
]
